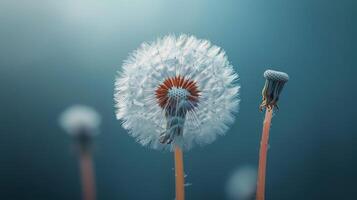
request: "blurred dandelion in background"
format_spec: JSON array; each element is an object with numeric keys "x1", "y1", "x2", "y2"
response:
[
  {"x1": 59, "y1": 105, "x2": 101, "y2": 200},
  {"x1": 59, "y1": 105, "x2": 101, "y2": 137},
  {"x1": 115, "y1": 34, "x2": 239, "y2": 200},
  {"x1": 226, "y1": 166, "x2": 257, "y2": 200}
]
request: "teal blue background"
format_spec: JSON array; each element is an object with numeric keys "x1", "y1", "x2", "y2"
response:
[{"x1": 0, "y1": 0, "x2": 356, "y2": 199}]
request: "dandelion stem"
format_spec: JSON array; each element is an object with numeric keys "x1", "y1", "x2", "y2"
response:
[
  {"x1": 174, "y1": 146, "x2": 185, "y2": 200},
  {"x1": 79, "y1": 150, "x2": 96, "y2": 200},
  {"x1": 256, "y1": 108, "x2": 273, "y2": 200}
]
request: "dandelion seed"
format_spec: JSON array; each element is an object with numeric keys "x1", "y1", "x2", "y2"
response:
[{"x1": 184, "y1": 183, "x2": 192, "y2": 187}]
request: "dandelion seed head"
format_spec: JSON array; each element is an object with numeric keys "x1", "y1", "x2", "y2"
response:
[
  {"x1": 115, "y1": 34, "x2": 240, "y2": 151},
  {"x1": 59, "y1": 105, "x2": 101, "y2": 136}
]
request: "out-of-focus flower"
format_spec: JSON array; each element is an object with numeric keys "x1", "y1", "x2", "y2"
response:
[
  {"x1": 115, "y1": 34, "x2": 240, "y2": 150},
  {"x1": 59, "y1": 105, "x2": 101, "y2": 136},
  {"x1": 59, "y1": 105, "x2": 100, "y2": 199},
  {"x1": 226, "y1": 166, "x2": 257, "y2": 200}
]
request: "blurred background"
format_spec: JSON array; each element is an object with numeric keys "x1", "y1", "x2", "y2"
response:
[{"x1": 0, "y1": 0, "x2": 356, "y2": 199}]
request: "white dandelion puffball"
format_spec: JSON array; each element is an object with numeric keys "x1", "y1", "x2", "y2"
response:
[
  {"x1": 115, "y1": 34, "x2": 240, "y2": 151},
  {"x1": 59, "y1": 105, "x2": 101, "y2": 136},
  {"x1": 226, "y1": 166, "x2": 257, "y2": 200}
]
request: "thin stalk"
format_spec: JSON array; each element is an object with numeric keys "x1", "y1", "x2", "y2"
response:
[
  {"x1": 79, "y1": 150, "x2": 96, "y2": 200},
  {"x1": 256, "y1": 108, "x2": 273, "y2": 200},
  {"x1": 174, "y1": 146, "x2": 185, "y2": 200}
]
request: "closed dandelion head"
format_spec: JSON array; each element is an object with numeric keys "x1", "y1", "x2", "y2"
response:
[
  {"x1": 115, "y1": 34, "x2": 240, "y2": 151},
  {"x1": 59, "y1": 105, "x2": 101, "y2": 137},
  {"x1": 260, "y1": 69, "x2": 289, "y2": 111}
]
